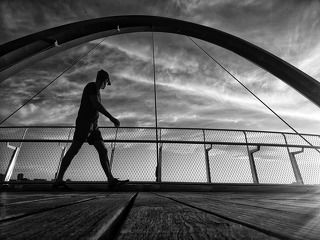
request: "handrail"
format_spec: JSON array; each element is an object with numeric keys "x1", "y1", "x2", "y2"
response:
[
  {"x1": 0, "y1": 139, "x2": 319, "y2": 149},
  {"x1": 1, "y1": 126, "x2": 319, "y2": 184},
  {"x1": 1, "y1": 126, "x2": 320, "y2": 137}
]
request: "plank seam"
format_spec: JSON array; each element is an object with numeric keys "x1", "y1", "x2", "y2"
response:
[
  {"x1": 88, "y1": 192, "x2": 138, "y2": 240},
  {"x1": 1, "y1": 195, "x2": 87, "y2": 206},
  {"x1": 154, "y1": 193, "x2": 294, "y2": 240},
  {"x1": 199, "y1": 197, "x2": 298, "y2": 215},
  {"x1": 0, "y1": 196, "x2": 105, "y2": 223}
]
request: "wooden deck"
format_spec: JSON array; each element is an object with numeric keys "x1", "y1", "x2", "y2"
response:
[{"x1": 1, "y1": 186, "x2": 320, "y2": 239}]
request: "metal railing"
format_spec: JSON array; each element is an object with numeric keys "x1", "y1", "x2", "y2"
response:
[{"x1": 1, "y1": 126, "x2": 320, "y2": 184}]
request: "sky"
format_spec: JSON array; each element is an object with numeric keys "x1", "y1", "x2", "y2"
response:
[
  {"x1": 1, "y1": 0, "x2": 320, "y2": 134},
  {"x1": 1, "y1": 0, "x2": 320, "y2": 183}
]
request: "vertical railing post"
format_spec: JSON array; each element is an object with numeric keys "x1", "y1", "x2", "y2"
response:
[
  {"x1": 155, "y1": 128, "x2": 162, "y2": 182},
  {"x1": 152, "y1": 30, "x2": 160, "y2": 183},
  {"x1": 244, "y1": 131, "x2": 259, "y2": 184},
  {"x1": 110, "y1": 127, "x2": 119, "y2": 170},
  {"x1": 283, "y1": 133, "x2": 304, "y2": 184},
  {"x1": 203, "y1": 130, "x2": 212, "y2": 183},
  {"x1": 158, "y1": 128, "x2": 162, "y2": 181},
  {"x1": 4, "y1": 128, "x2": 28, "y2": 182},
  {"x1": 55, "y1": 127, "x2": 72, "y2": 180}
]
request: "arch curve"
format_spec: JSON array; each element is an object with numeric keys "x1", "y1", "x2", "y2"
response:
[{"x1": 1, "y1": 15, "x2": 320, "y2": 107}]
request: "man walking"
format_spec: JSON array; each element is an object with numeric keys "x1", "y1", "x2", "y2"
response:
[{"x1": 54, "y1": 69, "x2": 128, "y2": 188}]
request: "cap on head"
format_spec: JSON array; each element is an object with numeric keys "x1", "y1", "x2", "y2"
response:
[{"x1": 97, "y1": 69, "x2": 111, "y2": 85}]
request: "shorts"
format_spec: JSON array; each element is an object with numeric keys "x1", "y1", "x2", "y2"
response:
[{"x1": 73, "y1": 120, "x2": 103, "y2": 145}]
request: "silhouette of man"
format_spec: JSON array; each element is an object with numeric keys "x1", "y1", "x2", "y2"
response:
[{"x1": 54, "y1": 69, "x2": 128, "y2": 188}]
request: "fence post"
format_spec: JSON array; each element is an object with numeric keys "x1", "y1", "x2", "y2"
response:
[
  {"x1": 283, "y1": 134, "x2": 304, "y2": 184},
  {"x1": 55, "y1": 127, "x2": 72, "y2": 180},
  {"x1": 203, "y1": 130, "x2": 212, "y2": 183},
  {"x1": 110, "y1": 127, "x2": 119, "y2": 170},
  {"x1": 244, "y1": 131, "x2": 259, "y2": 184},
  {"x1": 158, "y1": 129, "x2": 163, "y2": 181},
  {"x1": 155, "y1": 128, "x2": 162, "y2": 182},
  {"x1": 4, "y1": 128, "x2": 28, "y2": 182}
]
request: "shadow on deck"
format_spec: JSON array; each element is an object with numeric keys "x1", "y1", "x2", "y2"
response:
[{"x1": 1, "y1": 183, "x2": 320, "y2": 239}]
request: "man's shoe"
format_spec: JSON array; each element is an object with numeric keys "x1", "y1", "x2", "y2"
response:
[
  {"x1": 52, "y1": 181, "x2": 72, "y2": 191},
  {"x1": 108, "y1": 178, "x2": 129, "y2": 188}
]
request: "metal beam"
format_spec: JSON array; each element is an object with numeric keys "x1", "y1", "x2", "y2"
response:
[
  {"x1": 248, "y1": 145, "x2": 260, "y2": 184},
  {"x1": 283, "y1": 134, "x2": 304, "y2": 185},
  {"x1": 4, "y1": 128, "x2": 27, "y2": 181},
  {"x1": 244, "y1": 131, "x2": 260, "y2": 184},
  {"x1": 1, "y1": 15, "x2": 320, "y2": 107},
  {"x1": 288, "y1": 149, "x2": 304, "y2": 185},
  {"x1": 204, "y1": 144, "x2": 213, "y2": 183}
]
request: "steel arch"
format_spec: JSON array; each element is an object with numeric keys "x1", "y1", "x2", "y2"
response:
[{"x1": 1, "y1": 15, "x2": 320, "y2": 107}]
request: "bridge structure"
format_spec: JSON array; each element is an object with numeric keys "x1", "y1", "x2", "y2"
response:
[
  {"x1": 1, "y1": 126, "x2": 320, "y2": 185},
  {"x1": 1, "y1": 16, "x2": 320, "y2": 239}
]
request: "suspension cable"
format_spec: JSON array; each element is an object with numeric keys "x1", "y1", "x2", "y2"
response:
[
  {"x1": 0, "y1": 38, "x2": 106, "y2": 126},
  {"x1": 152, "y1": 30, "x2": 160, "y2": 180},
  {"x1": 188, "y1": 37, "x2": 320, "y2": 152}
]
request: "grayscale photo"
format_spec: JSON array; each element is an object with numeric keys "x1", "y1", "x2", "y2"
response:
[{"x1": 0, "y1": 0, "x2": 320, "y2": 239}]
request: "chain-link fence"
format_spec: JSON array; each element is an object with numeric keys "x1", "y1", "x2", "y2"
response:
[{"x1": 1, "y1": 127, "x2": 320, "y2": 184}]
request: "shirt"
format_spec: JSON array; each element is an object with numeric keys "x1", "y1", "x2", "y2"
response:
[{"x1": 76, "y1": 82, "x2": 101, "y2": 124}]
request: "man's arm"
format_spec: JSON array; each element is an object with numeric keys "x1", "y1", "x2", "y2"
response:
[{"x1": 89, "y1": 95, "x2": 120, "y2": 127}]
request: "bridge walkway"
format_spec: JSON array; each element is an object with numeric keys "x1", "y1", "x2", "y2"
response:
[{"x1": 1, "y1": 184, "x2": 320, "y2": 240}]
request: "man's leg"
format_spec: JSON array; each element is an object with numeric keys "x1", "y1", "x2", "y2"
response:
[
  {"x1": 93, "y1": 140, "x2": 114, "y2": 181},
  {"x1": 56, "y1": 140, "x2": 83, "y2": 182}
]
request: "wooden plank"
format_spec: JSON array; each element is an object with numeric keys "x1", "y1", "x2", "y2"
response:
[
  {"x1": 160, "y1": 192, "x2": 320, "y2": 240},
  {"x1": 0, "y1": 193, "x2": 97, "y2": 206},
  {"x1": 0, "y1": 193, "x2": 106, "y2": 221},
  {"x1": 218, "y1": 192, "x2": 320, "y2": 216},
  {"x1": 117, "y1": 193, "x2": 278, "y2": 240},
  {"x1": 189, "y1": 192, "x2": 320, "y2": 215},
  {"x1": 199, "y1": 192, "x2": 320, "y2": 203},
  {"x1": 0, "y1": 193, "x2": 63, "y2": 206},
  {"x1": 0, "y1": 192, "x2": 136, "y2": 240}
]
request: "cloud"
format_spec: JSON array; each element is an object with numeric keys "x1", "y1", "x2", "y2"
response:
[
  {"x1": 0, "y1": 0, "x2": 187, "y2": 44},
  {"x1": 1, "y1": 0, "x2": 320, "y2": 136},
  {"x1": 7, "y1": 102, "x2": 77, "y2": 125}
]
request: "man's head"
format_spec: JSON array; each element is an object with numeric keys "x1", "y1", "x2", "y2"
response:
[{"x1": 96, "y1": 69, "x2": 111, "y2": 89}]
